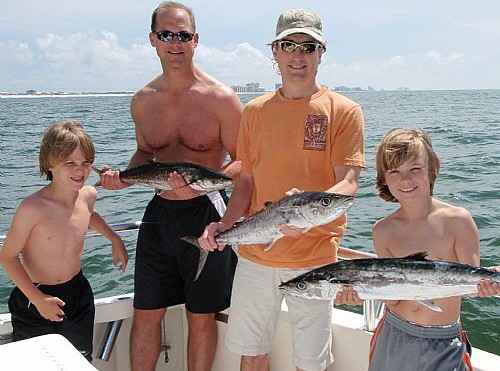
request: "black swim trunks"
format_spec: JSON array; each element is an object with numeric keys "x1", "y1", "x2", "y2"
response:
[
  {"x1": 134, "y1": 191, "x2": 237, "y2": 313},
  {"x1": 8, "y1": 270, "x2": 95, "y2": 361}
]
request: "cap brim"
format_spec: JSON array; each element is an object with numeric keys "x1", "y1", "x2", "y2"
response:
[{"x1": 272, "y1": 28, "x2": 323, "y2": 43}]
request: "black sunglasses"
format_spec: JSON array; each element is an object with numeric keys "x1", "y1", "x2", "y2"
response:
[
  {"x1": 277, "y1": 40, "x2": 325, "y2": 54},
  {"x1": 153, "y1": 30, "x2": 194, "y2": 42}
]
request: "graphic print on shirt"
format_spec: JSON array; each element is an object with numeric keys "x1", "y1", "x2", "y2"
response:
[{"x1": 303, "y1": 114, "x2": 328, "y2": 151}]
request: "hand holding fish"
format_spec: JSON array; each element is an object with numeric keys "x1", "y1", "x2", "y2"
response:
[
  {"x1": 278, "y1": 224, "x2": 306, "y2": 236},
  {"x1": 278, "y1": 187, "x2": 306, "y2": 236},
  {"x1": 98, "y1": 166, "x2": 129, "y2": 190},
  {"x1": 167, "y1": 171, "x2": 201, "y2": 199},
  {"x1": 335, "y1": 286, "x2": 363, "y2": 306},
  {"x1": 198, "y1": 221, "x2": 230, "y2": 252},
  {"x1": 474, "y1": 266, "x2": 500, "y2": 297}
]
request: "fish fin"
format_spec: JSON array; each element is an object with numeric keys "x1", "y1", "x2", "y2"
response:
[
  {"x1": 180, "y1": 236, "x2": 207, "y2": 281},
  {"x1": 403, "y1": 251, "x2": 430, "y2": 260},
  {"x1": 417, "y1": 299, "x2": 442, "y2": 312},
  {"x1": 92, "y1": 166, "x2": 102, "y2": 186}
]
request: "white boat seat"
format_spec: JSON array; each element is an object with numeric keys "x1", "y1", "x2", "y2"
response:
[{"x1": 0, "y1": 333, "x2": 99, "y2": 370}]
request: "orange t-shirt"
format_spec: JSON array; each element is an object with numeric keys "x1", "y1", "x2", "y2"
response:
[{"x1": 237, "y1": 87, "x2": 365, "y2": 268}]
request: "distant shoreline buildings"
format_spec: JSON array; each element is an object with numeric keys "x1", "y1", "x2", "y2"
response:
[
  {"x1": 230, "y1": 83, "x2": 384, "y2": 93},
  {"x1": 1, "y1": 85, "x2": 414, "y2": 97},
  {"x1": 230, "y1": 82, "x2": 266, "y2": 93}
]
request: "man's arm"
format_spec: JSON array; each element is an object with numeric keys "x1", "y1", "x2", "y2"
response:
[
  {"x1": 329, "y1": 165, "x2": 364, "y2": 306},
  {"x1": 217, "y1": 85, "x2": 243, "y2": 161},
  {"x1": 99, "y1": 92, "x2": 156, "y2": 190},
  {"x1": 198, "y1": 170, "x2": 254, "y2": 251},
  {"x1": 326, "y1": 165, "x2": 362, "y2": 196}
]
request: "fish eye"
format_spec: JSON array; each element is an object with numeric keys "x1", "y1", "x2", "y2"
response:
[
  {"x1": 321, "y1": 197, "x2": 331, "y2": 206},
  {"x1": 296, "y1": 281, "x2": 306, "y2": 290}
]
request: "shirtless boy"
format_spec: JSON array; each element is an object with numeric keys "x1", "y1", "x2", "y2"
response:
[
  {"x1": 0, "y1": 121, "x2": 128, "y2": 361},
  {"x1": 337, "y1": 128, "x2": 498, "y2": 371}
]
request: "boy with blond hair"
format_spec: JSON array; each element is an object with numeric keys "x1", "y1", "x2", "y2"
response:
[
  {"x1": 338, "y1": 128, "x2": 499, "y2": 371},
  {"x1": 0, "y1": 121, "x2": 128, "y2": 361}
]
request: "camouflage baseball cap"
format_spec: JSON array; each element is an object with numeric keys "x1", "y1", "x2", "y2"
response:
[{"x1": 272, "y1": 9, "x2": 323, "y2": 43}]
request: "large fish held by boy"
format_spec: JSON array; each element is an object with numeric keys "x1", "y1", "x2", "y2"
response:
[
  {"x1": 182, "y1": 191, "x2": 355, "y2": 280},
  {"x1": 93, "y1": 160, "x2": 236, "y2": 193},
  {"x1": 279, "y1": 252, "x2": 500, "y2": 312}
]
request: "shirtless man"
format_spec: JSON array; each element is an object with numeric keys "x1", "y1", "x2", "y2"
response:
[
  {"x1": 0, "y1": 121, "x2": 128, "y2": 361},
  {"x1": 99, "y1": 2, "x2": 243, "y2": 370}
]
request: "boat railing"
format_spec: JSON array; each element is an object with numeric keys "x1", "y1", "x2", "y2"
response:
[{"x1": 0, "y1": 222, "x2": 384, "y2": 333}]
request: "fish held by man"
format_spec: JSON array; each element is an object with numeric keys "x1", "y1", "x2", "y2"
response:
[
  {"x1": 182, "y1": 191, "x2": 355, "y2": 280},
  {"x1": 93, "y1": 160, "x2": 235, "y2": 193},
  {"x1": 279, "y1": 252, "x2": 500, "y2": 312}
]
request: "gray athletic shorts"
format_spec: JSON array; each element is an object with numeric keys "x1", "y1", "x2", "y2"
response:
[{"x1": 369, "y1": 310, "x2": 472, "y2": 371}]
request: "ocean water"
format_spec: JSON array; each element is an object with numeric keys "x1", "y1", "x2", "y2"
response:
[{"x1": 0, "y1": 90, "x2": 499, "y2": 355}]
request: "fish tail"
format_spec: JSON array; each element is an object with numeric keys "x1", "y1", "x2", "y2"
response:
[{"x1": 180, "y1": 236, "x2": 208, "y2": 281}]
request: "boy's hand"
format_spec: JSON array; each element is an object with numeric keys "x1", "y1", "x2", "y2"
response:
[
  {"x1": 473, "y1": 266, "x2": 500, "y2": 297},
  {"x1": 112, "y1": 238, "x2": 128, "y2": 272},
  {"x1": 335, "y1": 286, "x2": 363, "y2": 306},
  {"x1": 35, "y1": 295, "x2": 66, "y2": 322}
]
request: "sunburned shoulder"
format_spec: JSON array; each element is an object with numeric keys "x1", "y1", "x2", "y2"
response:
[
  {"x1": 431, "y1": 198, "x2": 475, "y2": 227},
  {"x1": 80, "y1": 185, "x2": 97, "y2": 198},
  {"x1": 372, "y1": 208, "x2": 402, "y2": 232},
  {"x1": 193, "y1": 79, "x2": 237, "y2": 100}
]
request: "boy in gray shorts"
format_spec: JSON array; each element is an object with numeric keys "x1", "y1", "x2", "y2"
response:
[{"x1": 337, "y1": 129, "x2": 499, "y2": 370}]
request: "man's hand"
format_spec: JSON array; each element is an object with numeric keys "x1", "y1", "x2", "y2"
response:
[
  {"x1": 278, "y1": 187, "x2": 306, "y2": 236},
  {"x1": 99, "y1": 166, "x2": 129, "y2": 190},
  {"x1": 166, "y1": 171, "x2": 201, "y2": 199},
  {"x1": 198, "y1": 221, "x2": 230, "y2": 252}
]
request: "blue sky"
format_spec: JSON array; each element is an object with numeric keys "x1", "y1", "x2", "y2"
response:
[{"x1": 1, "y1": 0, "x2": 499, "y2": 93}]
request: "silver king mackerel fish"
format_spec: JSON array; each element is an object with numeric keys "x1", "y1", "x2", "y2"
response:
[
  {"x1": 279, "y1": 252, "x2": 500, "y2": 312},
  {"x1": 93, "y1": 160, "x2": 234, "y2": 193},
  {"x1": 183, "y1": 191, "x2": 355, "y2": 280}
]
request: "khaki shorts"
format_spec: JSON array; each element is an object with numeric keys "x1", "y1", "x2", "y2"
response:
[{"x1": 225, "y1": 257, "x2": 334, "y2": 371}]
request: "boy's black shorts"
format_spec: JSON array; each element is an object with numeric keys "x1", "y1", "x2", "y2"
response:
[
  {"x1": 134, "y1": 192, "x2": 237, "y2": 313},
  {"x1": 8, "y1": 270, "x2": 95, "y2": 361}
]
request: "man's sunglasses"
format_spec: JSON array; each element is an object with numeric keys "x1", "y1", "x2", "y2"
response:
[
  {"x1": 153, "y1": 30, "x2": 194, "y2": 42},
  {"x1": 276, "y1": 40, "x2": 325, "y2": 54}
]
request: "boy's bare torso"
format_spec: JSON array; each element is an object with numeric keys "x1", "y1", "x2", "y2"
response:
[
  {"x1": 21, "y1": 185, "x2": 95, "y2": 285},
  {"x1": 374, "y1": 199, "x2": 472, "y2": 326}
]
